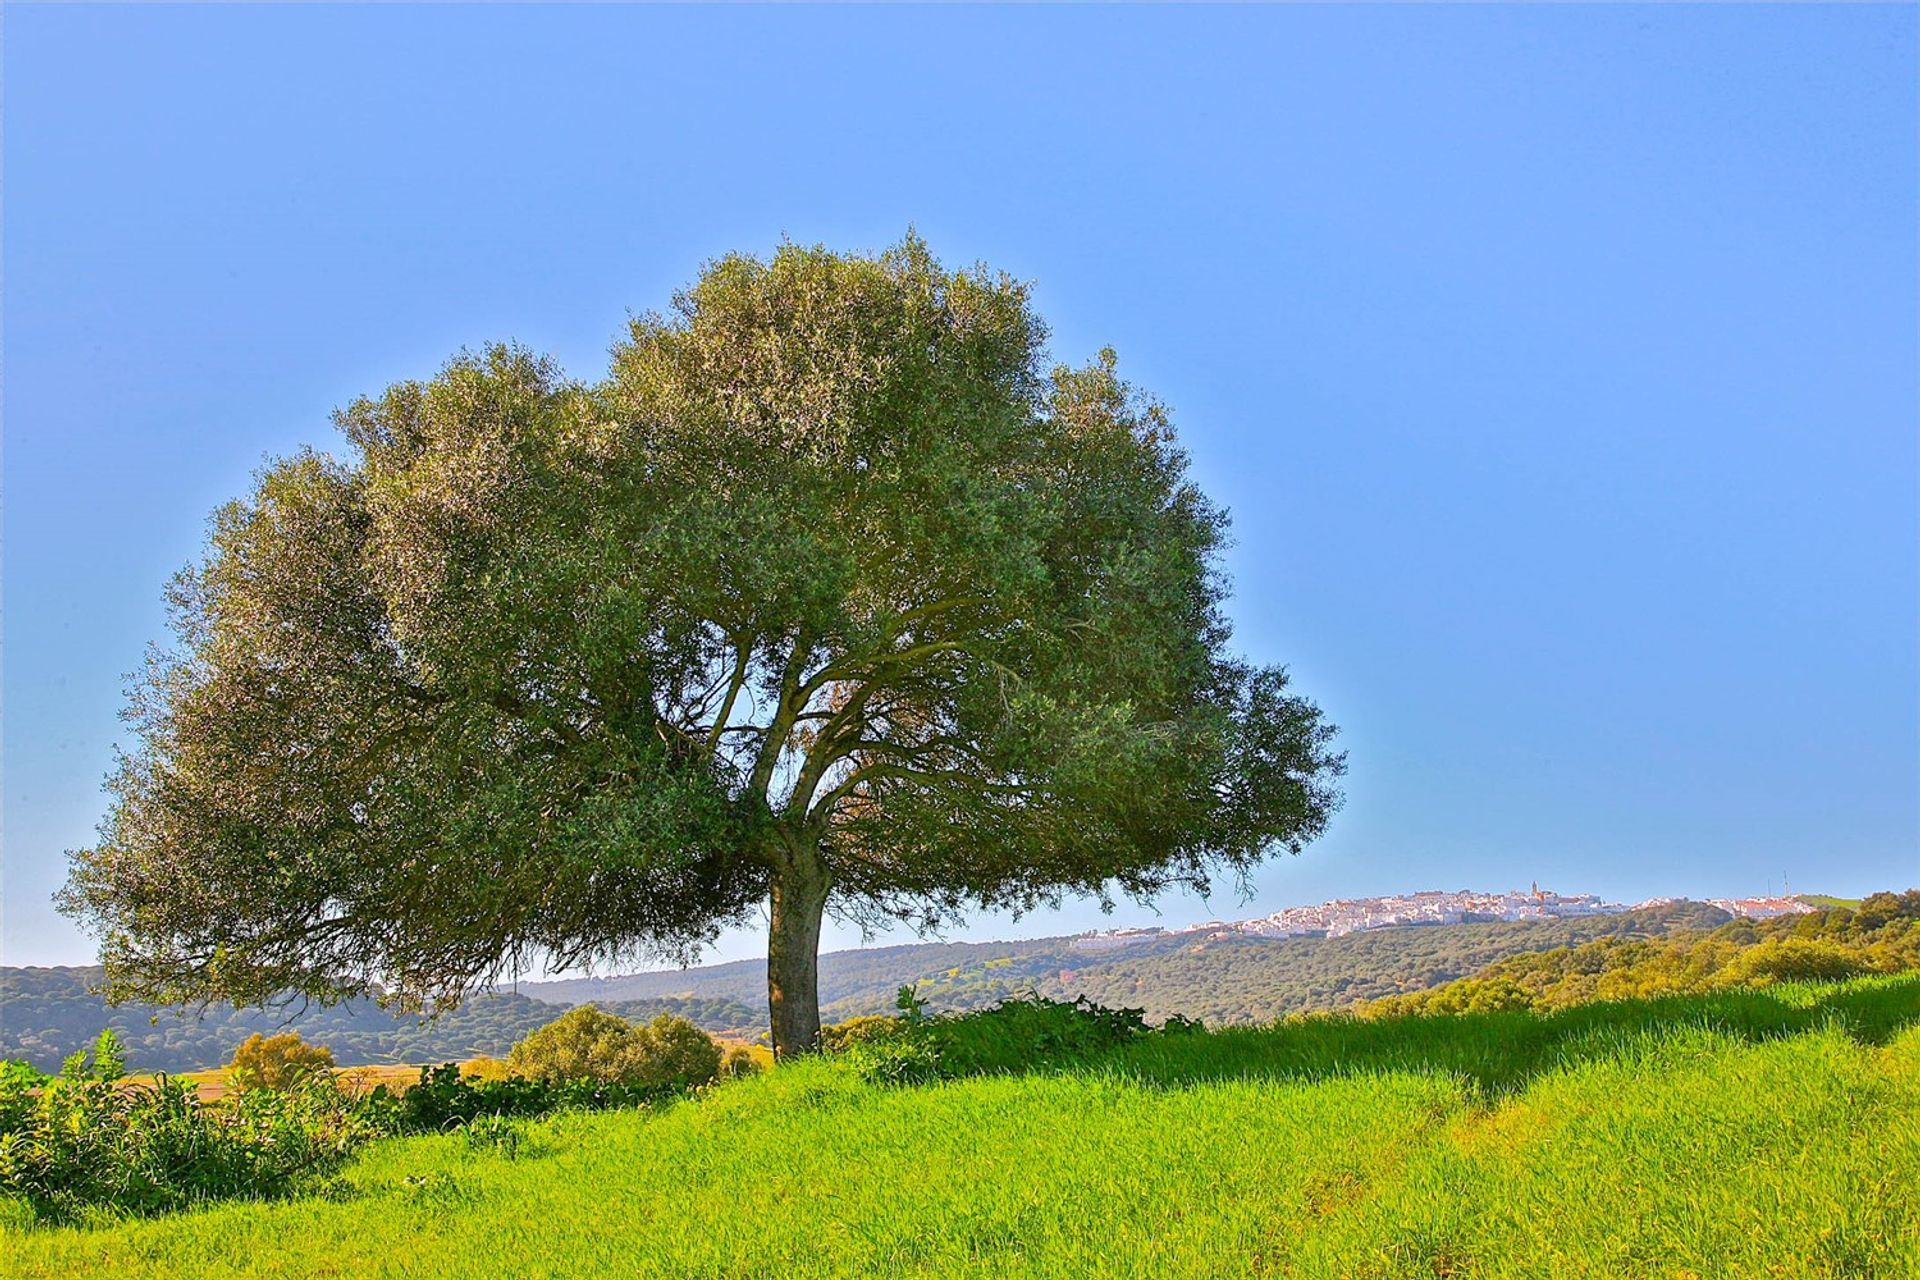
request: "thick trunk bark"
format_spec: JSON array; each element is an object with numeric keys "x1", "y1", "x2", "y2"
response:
[{"x1": 766, "y1": 840, "x2": 830, "y2": 1060}]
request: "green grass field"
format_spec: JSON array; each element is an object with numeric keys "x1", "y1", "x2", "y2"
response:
[{"x1": 11, "y1": 977, "x2": 1919, "y2": 1279}]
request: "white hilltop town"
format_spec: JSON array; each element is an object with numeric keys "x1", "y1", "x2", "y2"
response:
[{"x1": 1067, "y1": 886, "x2": 1816, "y2": 952}]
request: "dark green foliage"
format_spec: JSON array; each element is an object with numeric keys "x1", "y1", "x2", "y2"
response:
[
  {"x1": 363, "y1": 1064, "x2": 673, "y2": 1135},
  {"x1": 3, "y1": 1007, "x2": 731, "y2": 1226},
  {"x1": 0, "y1": 1062, "x2": 378, "y2": 1224},
  {"x1": 0, "y1": 1055, "x2": 699, "y2": 1226},
  {"x1": 504, "y1": 1008, "x2": 722, "y2": 1089},
  {"x1": 845, "y1": 992, "x2": 1155, "y2": 1083},
  {"x1": 58, "y1": 236, "x2": 1341, "y2": 1056}
]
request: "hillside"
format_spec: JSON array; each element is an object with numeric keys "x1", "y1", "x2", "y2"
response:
[
  {"x1": 14, "y1": 976, "x2": 1920, "y2": 1278},
  {"x1": 0, "y1": 970, "x2": 760, "y2": 1075},
  {"x1": 526, "y1": 900, "x2": 1729, "y2": 1024},
  {"x1": 1362, "y1": 889, "x2": 1920, "y2": 1016},
  {"x1": 1, "y1": 902, "x2": 1726, "y2": 1073}
]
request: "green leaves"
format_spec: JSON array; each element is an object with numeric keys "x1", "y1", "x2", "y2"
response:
[{"x1": 62, "y1": 234, "x2": 1342, "y2": 1031}]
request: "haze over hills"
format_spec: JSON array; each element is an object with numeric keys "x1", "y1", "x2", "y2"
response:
[
  {"x1": 520, "y1": 891, "x2": 1750, "y2": 1025},
  {"x1": 0, "y1": 890, "x2": 1791, "y2": 1073}
]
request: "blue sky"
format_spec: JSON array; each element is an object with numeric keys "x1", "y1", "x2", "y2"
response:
[{"x1": 5, "y1": 5, "x2": 1915, "y2": 970}]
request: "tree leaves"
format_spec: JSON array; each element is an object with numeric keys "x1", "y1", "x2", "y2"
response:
[{"x1": 62, "y1": 235, "x2": 1344, "y2": 1019}]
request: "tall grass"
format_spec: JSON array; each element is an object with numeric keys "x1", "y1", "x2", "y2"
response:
[{"x1": 9, "y1": 975, "x2": 1919, "y2": 1278}]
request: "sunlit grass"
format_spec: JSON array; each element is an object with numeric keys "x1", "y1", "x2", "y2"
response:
[{"x1": 11, "y1": 976, "x2": 1919, "y2": 1278}]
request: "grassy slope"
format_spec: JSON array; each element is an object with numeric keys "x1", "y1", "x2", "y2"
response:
[{"x1": 13, "y1": 977, "x2": 1920, "y2": 1279}]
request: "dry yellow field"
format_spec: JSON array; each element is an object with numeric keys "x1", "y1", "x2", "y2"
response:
[{"x1": 120, "y1": 1038, "x2": 772, "y2": 1100}]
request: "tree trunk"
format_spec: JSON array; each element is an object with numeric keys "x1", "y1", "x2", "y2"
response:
[{"x1": 766, "y1": 840, "x2": 830, "y2": 1060}]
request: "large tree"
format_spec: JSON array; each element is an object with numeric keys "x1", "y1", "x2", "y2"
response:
[{"x1": 62, "y1": 237, "x2": 1344, "y2": 1056}]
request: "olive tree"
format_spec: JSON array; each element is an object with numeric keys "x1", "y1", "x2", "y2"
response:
[{"x1": 62, "y1": 236, "x2": 1343, "y2": 1056}]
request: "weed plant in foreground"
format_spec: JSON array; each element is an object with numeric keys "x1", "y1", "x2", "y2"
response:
[{"x1": 8, "y1": 976, "x2": 1919, "y2": 1279}]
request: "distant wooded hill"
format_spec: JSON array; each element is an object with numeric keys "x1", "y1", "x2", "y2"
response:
[
  {"x1": 0, "y1": 972, "x2": 760, "y2": 1075},
  {"x1": 526, "y1": 900, "x2": 1727, "y2": 1024},
  {"x1": 1, "y1": 901, "x2": 1728, "y2": 1074}
]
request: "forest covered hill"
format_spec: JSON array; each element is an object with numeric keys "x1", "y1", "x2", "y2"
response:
[
  {"x1": 0, "y1": 973, "x2": 761, "y2": 1075},
  {"x1": 523, "y1": 900, "x2": 1728, "y2": 1024},
  {"x1": 3, "y1": 901, "x2": 1724, "y2": 1072}
]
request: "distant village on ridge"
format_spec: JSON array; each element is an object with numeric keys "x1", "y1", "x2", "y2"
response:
[{"x1": 1067, "y1": 886, "x2": 1816, "y2": 952}]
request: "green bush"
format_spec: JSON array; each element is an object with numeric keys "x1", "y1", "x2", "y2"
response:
[
  {"x1": 630, "y1": 1015, "x2": 725, "y2": 1089},
  {"x1": 506, "y1": 1007, "x2": 638, "y2": 1084},
  {"x1": 0, "y1": 1057, "x2": 374, "y2": 1224},
  {"x1": 848, "y1": 992, "x2": 1154, "y2": 1083},
  {"x1": 1408, "y1": 975, "x2": 1539, "y2": 1016},
  {"x1": 229, "y1": 1031, "x2": 335, "y2": 1092},
  {"x1": 0, "y1": 1010, "x2": 748, "y2": 1226},
  {"x1": 506, "y1": 1008, "x2": 722, "y2": 1089},
  {"x1": 1718, "y1": 938, "x2": 1873, "y2": 986},
  {"x1": 58, "y1": 1029, "x2": 126, "y2": 1084},
  {"x1": 0, "y1": 1054, "x2": 712, "y2": 1225},
  {"x1": 819, "y1": 1015, "x2": 903, "y2": 1053},
  {"x1": 365, "y1": 1063, "x2": 661, "y2": 1133}
]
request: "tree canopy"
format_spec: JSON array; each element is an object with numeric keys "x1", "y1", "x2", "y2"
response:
[{"x1": 62, "y1": 235, "x2": 1344, "y2": 1054}]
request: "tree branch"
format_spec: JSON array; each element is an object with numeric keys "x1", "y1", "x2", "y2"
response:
[
  {"x1": 810, "y1": 760, "x2": 1032, "y2": 820},
  {"x1": 704, "y1": 633, "x2": 755, "y2": 756},
  {"x1": 748, "y1": 630, "x2": 814, "y2": 798}
]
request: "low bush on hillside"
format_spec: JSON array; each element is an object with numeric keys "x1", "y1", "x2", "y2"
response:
[
  {"x1": 842, "y1": 988, "x2": 1201, "y2": 1083},
  {"x1": 229, "y1": 1031, "x2": 335, "y2": 1092},
  {"x1": 0, "y1": 1034, "x2": 376, "y2": 1225},
  {"x1": 506, "y1": 1007, "x2": 723, "y2": 1089},
  {"x1": 364, "y1": 1063, "x2": 677, "y2": 1134},
  {"x1": 1716, "y1": 936, "x2": 1874, "y2": 985},
  {"x1": 3, "y1": 1013, "x2": 734, "y2": 1225},
  {"x1": 819, "y1": 1014, "x2": 903, "y2": 1053}
]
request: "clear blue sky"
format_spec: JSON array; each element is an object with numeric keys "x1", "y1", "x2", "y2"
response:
[{"x1": 6, "y1": 5, "x2": 1915, "y2": 971}]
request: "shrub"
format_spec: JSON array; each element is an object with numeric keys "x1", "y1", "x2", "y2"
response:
[
  {"x1": 849, "y1": 994, "x2": 1152, "y2": 1083},
  {"x1": 1416, "y1": 976, "x2": 1539, "y2": 1016},
  {"x1": 0, "y1": 1063, "x2": 373, "y2": 1224},
  {"x1": 507, "y1": 1008, "x2": 721, "y2": 1089},
  {"x1": 229, "y1": 1032, "x2": 335, "y2": 1092},
  {"x1": 1718, "y1": 939, "x2": 1873, "y2": 987},
  {"x1": 820, "y1": 1015, "x2": 903, "y2": 1052},
  {"x1": 368, "y1": 1063, "x2": 670, "y2": 1134},
  {"x1": 630, "y1": 1015, "x2": 725, "y2": 1089},
  {"x1": 2, "y1": 1023, "x2": 728, "y2": 1224},
  {"x1": 59, "y1": 1029, "x2": 126, "y2": 1084},
  {"x1": 507, "y1": 1007, "x2": 639, "y2": 1084}
]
